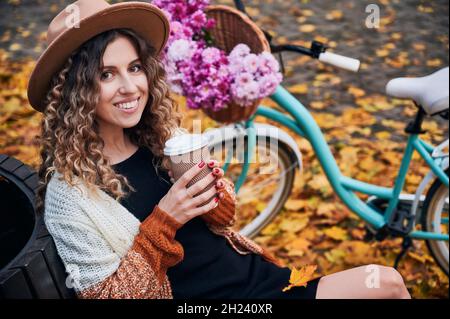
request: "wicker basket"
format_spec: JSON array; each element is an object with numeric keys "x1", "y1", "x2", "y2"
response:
[{"x1": 203, "y1": 5, "x2": 270, "y2": 124}]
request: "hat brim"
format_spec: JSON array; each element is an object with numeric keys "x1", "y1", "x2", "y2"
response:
[{"x1": 27, "y1": 2, "x2": 170, "y2": 112}]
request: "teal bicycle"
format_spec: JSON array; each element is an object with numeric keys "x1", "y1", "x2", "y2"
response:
[{"x1": 204, "y1": 0, "x2": 449, "y2": 275}]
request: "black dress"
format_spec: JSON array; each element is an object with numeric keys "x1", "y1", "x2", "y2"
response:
[{"x1": 111, "y1": 146, "x2": 320, "y2": 299}]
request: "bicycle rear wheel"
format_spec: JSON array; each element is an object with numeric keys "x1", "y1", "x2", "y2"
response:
[
  {"x1": 209, "y1": 137, "x2": 297, "y2": 238},
  {"x1": 421, "y1": 169, "x2": 449, "y2": 276}
]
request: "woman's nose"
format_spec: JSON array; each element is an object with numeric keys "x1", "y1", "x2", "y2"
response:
[{"x1": 119, "y1": 75, "x2": 138, "y2": 94}]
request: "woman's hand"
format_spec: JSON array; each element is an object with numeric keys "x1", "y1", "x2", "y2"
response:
[{"x1": 158, "y1": 159, "x2": 226, "y2": 225}]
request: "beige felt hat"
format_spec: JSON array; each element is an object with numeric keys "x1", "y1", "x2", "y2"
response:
[{"x1": 27, "y1": 0, "x2": 170, "y2": 113}]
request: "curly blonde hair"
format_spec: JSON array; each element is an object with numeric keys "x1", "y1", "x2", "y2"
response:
[{"x1": 35, "y1": 28, "x2": 187, "y2": 215}]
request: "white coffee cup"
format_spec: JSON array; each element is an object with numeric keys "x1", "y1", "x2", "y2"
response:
[{"x1": 164, "y1": 133, "x2": 215, "y2": 205}]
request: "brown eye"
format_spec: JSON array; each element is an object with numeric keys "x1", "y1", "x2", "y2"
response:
[
  {"x1": 130, "y1": 64, "x2": 142, "y2": 72},
  {"x1": 100, "y1": 71, "x2": 113, "y2": 80}
]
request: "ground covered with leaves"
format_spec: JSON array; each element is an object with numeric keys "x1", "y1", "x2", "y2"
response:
[{"x1": 0, "y1": 0, "x2": 448, "y2": 298}]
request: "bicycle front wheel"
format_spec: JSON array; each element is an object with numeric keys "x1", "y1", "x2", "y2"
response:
[
  {"x1": 421, "y1": 169, "x2": 449, "y2": 276},
  {"x1": 209, "y1": 137, "x2": 297, "y2": 238}
]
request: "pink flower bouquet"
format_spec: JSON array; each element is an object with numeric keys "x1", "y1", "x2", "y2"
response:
[{"x1": 152, "y1": 0, "x2": 283, "y2": 120}]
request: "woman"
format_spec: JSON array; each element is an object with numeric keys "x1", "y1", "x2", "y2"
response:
[{"x1": 31, "y1": 0, "x2": 411, "y2": 299}]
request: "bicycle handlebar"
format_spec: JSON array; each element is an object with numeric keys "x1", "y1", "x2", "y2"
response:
[
  {"x1": 319, "y1": 51, "x2": 361, "y2": 72},
  {"x1": 234, "y1": 0, "x2": 247, "y2": 14},
  {"x1": 232, "y1": 0, "x2": 361, "y2": 73}
]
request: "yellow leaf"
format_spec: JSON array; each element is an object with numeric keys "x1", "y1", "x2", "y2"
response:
[
  {"x1": 261, "y1": 223, "x2": 280, "y2": 236},
  {"x1": 407, "y1": 251, "x2": 435, "y2": 264},
  {"x1": 282, "y1": 265, "x2": 318, "y2": 292},
  {"x1": 341, "y1": 241, "x2": 374, "y2": 265},
  {"x1": 286, "y1": 238, "x2": 311, "y2": 257},
  {"x1": 376, "y1": 49, "x2": 390, "y2": 58},
  {"x1": 308, "y1": 174, "x2": 330, "y2": 195},
  {"x1": 417, "y1": 5, "x2": 434, "y2": 13},
  {"x1": 351, "y1": 228, "x2": 366, "y2": 240},
  {"x1": 246, "y1": 7, "x2": 261, "y2": 17},
  {"x1": 310, "y1": 101, "x2": 327, "y2": 109},
  {"x1": 316, "y1": 203, "x2": 338, "y2": 217},
  {"x1": 299, "y1": 24, "x2": 316, "y2": 33},
  {"x1": 288, "y1": 83, "x2": 308, "y2": 94},
  {"x1": 326, "y1": 10, "x2": 343, "y2": 20},
  {"x1": 284, "y1": 199, "x2": 306, "y2": 211},
  {"x1": 323, "y1": 226, "x2": 348, "y2": 241},
  {"x1": 412, "y1": 43, "x2": 426, "y2": 51},
  {"x1": 375, "y1": 131, "x2": 391, "y2": 140},
  {"x1": 359, "y1": 156, "x2": 377, "y2": 172},
  {"x1": 301, "y1": 9, "x2": 315, "y2": 17},
  {"x1": 426, "y1": 59, "x2": 442, "y2": 67},
  {"x1": 50, "y1": 4, "x2": 60, "y2": 13},
  {"x1": 20, "y1": 30, "x2": 31, "y2": 38},
  {"x1": 8, "y1": 43, "x2": 22, "y2": 51},
  {"x1": 255, "y1": 201, "x2": 266, "y2": 212},
  {"x1": 279, "y1": 215, "x2": 310, "y2": 233},
  {"x1": 347, "y1": 86, "x2": 366, "y2": 98},
  {"x1": 324, "y1": 248, "x2": 346, "y2": 263},
  {"x1": 342, "y1": 108, "x2": 376, "y2": 126},
  {"x1": 383, "y1": 43, "x2": 396, "y2": 50},
  {"x1": 355, "y1": 95, "x2": 394, "y2": 112},
  {"x1": 381, "y1": 119, "x2": 404, "y2": 130},
  {"x1": 391, "y1": 33, "x2": 402, "y2": 40}
]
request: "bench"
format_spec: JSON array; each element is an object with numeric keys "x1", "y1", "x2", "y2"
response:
[{"x1": 0, "y1": 154, "x2": 75, "y2": 299}]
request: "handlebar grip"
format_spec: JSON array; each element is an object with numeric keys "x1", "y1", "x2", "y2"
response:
[{"x1": 318, "y1": 51, "x2": 361, "y2": 72}]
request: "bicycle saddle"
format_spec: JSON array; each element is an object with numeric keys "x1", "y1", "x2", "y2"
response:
[{"x1": 386, "y1": 67, "x2": 449, "y2": 115}]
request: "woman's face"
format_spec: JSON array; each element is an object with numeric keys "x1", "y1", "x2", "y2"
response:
[{"x1": 95, "y1": 36, "x2": 149, "y2": 130}]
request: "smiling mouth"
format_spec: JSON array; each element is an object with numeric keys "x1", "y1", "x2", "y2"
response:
[{"x1": 114, "y1": 97, "x2": 140, "y2": 110}]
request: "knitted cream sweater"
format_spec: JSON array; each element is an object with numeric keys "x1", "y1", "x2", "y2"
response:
[{"x1": 44, "y1": 171, "x2": 282, "y2": 298}]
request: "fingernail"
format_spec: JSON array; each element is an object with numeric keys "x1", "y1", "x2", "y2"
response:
[
  {"x1": 208, "y1": 160, "x2": 215, "y2": 167},
  {"x1": 214, "y1": 197, "x2": 219, "y2": 202},
  {"x1": 198, "y1": 161, "x2": 205, "y2": 168},
  {"x1": 214, "y1": 168, "x2": 220, "y2": 174}
]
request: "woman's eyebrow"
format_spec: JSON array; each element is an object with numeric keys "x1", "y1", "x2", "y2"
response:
[{"x1": 102, "y1": 58, "x2": 141, "y2": 69}]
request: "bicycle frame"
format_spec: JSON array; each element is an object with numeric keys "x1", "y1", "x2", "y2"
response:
[{"x1": 227, "y1": 85, "x2": 449, "y2": 242}]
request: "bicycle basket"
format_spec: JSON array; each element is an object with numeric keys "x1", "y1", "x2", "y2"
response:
[{"x1": 203, "y1": 5, "x2": 270, "y2": 124}]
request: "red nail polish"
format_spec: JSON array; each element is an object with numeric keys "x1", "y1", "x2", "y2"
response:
[
  {"x1": 214, "y1": 197, "x2": 219, "y2": 202},
  {"x1": 208, "y1": 161, "x2": 215, "y2": 168},
  {"x1": 214, "y1": 168, "x2": 220, "y2": 174},
  {"x1": 198, "y1": 161, "x2": 205, "y2": 168}
]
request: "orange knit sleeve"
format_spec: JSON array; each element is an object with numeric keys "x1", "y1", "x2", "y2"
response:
[
  {"x1": 132, "y1": 205, "x2": 185, "y2": 283},
  {"x1": 201, "y1": 177, "x2": 237, "y2": 227},
  {"x1": 78, "y1": 205, "x2": 184, "y2": 299}
]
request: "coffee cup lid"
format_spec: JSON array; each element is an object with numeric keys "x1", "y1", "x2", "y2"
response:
[{"x1": 163, "y1": 134, "x2": 210, "y2": 156}]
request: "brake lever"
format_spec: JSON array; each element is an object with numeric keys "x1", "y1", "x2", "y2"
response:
[{"x1": 278, "y1": 52, "x2": 285, "y2": 76}]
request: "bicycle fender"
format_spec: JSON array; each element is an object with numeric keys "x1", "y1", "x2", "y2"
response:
[
  {"x1": 203, "y1": 123, "x2": 303, "y2": 172},
  {"x1": 411, "y1": 156, "x2": 448, "y2": 222}
]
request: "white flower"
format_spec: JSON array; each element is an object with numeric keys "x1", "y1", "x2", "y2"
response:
[
  {"x1": 167, "y1": 39, "x2": 195, "y2": 62},
  {"x1": 229, "y1": 43, "x2": 250, "y2": 59},
  {"x1": 235, "y1": 72, "x2": 254, "y2": 87},
  {"x1": 243, "y1": 81, "x2": 259, "y2": 100},
  {"x1": 243, "y1": 54, "x2": 259, "y2": 74},
  {"x1": 259, "y1": 51, "x2": 280, "y2": 73}
]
